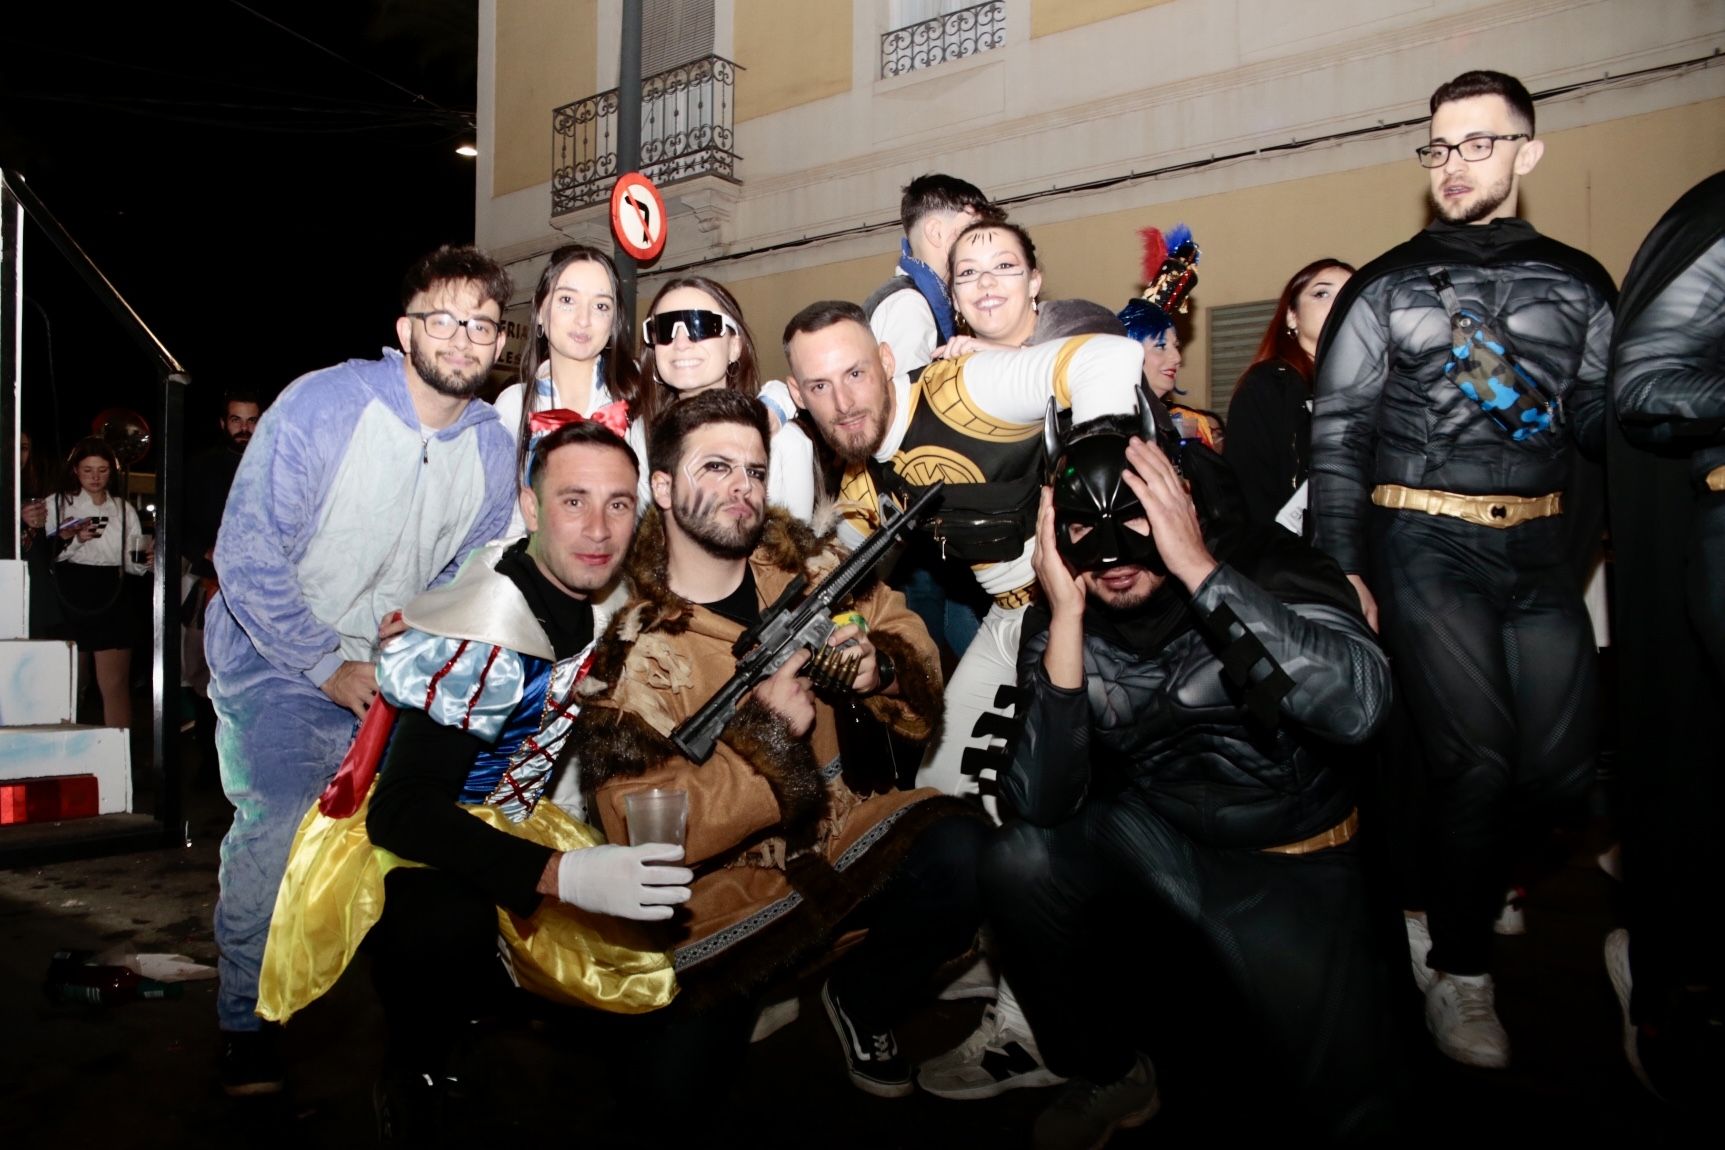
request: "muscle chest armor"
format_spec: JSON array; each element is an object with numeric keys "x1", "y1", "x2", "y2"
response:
[
  {"x1": 895, "y1": 361, "x2": 1044, "y2": 487},
  {"x1": 1084, "y1": 628, "x2": 1353, "y2": 846}
]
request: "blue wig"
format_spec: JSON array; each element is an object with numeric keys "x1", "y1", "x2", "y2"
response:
[{"x1": 1118, "y1": 298, "x2": 1173, "y2": 344}]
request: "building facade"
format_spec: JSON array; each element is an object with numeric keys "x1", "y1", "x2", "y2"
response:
[{"x1": 475, "y1": 0, "x2": 1725, "y2": 408}]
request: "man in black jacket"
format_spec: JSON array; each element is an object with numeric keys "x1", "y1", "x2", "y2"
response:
[
  {"x1": 984, "y1": 416, "x2": 1400, "y2": 1147},
  {"x1": 1307, "y1": 70, "x2": 1614, "y2": 1068},
  {"x1": 184, "y1": 390, "x2": 263, "y2": 780}
]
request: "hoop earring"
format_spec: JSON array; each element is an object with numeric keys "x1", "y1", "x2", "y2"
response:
[{"x1": 726, "y1": 359, "x2": 741, "y2": 378}]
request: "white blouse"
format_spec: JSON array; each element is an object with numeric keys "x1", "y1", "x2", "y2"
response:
[{"x1": 46, "y1": 490, "x2": 149, "y2": 575}]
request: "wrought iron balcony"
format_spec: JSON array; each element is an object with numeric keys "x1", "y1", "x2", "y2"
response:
[
  {"x1": 551, "y1": 54, "x2": 741, "y2": 217},
  {"x1": 880, "y1": 0, "x2": 1005, "y2": 80}
]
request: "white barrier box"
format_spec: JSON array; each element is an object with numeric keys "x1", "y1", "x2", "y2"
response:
[
  {"x1": 0, "y1": 725, "x2": 132, "y2": 814},
  {"x1": 0, "y1": 560, "x2": 25, "y2": 640},
  {"x1": 0, "y1": 640, "x2": 79, "y2": 725}
]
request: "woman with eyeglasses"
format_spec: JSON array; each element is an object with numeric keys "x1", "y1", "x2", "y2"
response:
[
  {"x1": 46, "y1": 436, "x2": 150, "y2": 727},
  {"x1": 1224, "y1": 258, "x2": 1356, "y2": 531},
  {"x1": 887, "y1": 221, "x2": 1118, "y2": 661},
  {"x1": 939, "y1": 221, "x2": 1122, "y2": 356},
  {"x1": 493, "y1": 245, "x2": 642, "y2": 535}
]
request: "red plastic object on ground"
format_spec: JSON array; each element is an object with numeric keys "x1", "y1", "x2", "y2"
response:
[{"x1": 0, "y1": 776, "x2": 101, "y2": 825}]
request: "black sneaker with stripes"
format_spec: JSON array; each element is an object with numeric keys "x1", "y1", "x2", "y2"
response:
[{"x1": 821, "y1": 979, "x2": 914, "y2": 1098}]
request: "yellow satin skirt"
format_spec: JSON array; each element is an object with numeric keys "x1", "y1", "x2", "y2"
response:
[{"x1": 257, "y1": 788, "x2": 677, "y2": 1022}]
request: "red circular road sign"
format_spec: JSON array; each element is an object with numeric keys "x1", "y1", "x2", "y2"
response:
[{"x1": 610, "y1": 172, "x2": 668, "y2": 262}]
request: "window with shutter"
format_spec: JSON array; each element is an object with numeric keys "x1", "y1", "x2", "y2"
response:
[
  {"x1": 1209, "y1": 300, "x2": 1277, "y2": 421},
  {"x1": 642, "y1": 0, "x2": 716, "y2": 76}
]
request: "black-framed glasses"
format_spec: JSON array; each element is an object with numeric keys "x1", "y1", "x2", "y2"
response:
[
  {"x1": 406, "y1": 310, "x2": 502, "y2": 344},
  {"x1": 642, "y1": 309, "x2": 736, "y2": 346},
  {"x1": 1415, "y1": 134, "x2": 1529, "y2": 168}
]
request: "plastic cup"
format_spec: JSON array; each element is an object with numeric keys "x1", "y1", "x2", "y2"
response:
[{"x1": 624, "y1": 787, "x2": 689, "y2": 847}]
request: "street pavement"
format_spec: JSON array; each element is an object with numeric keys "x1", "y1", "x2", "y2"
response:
[{"x1": 0, "y1": 728, "x2": 1704, "y2": 1148}]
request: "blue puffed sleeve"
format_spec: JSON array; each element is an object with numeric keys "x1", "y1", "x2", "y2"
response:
[{"x1": 377, "y1": 628, "x2": 528, "y2": 743}]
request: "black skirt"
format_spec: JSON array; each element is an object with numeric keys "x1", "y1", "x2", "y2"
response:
[{"x1": 54, "y1": 562, "x2": 134, "y2": 652}]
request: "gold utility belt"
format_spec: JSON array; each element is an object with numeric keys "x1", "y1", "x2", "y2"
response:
[
  {"x1": 1371, "y1": 484, "x2": 1562, "y2": 529},
  {"x1": 1262, "y1": 808, "x2": 1359, "y2": 856},
  {"x1": 1706, "y1": 465, "x2": 1725, "y2": 493}
]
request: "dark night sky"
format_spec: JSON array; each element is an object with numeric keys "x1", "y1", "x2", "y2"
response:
[{"x1": 2, "y1": 0, "x2": 481, "y2": 465}]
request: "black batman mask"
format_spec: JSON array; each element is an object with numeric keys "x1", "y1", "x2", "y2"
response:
[{"x1": 1044, "y1": 391, "x2": 1173, "y2": 574}]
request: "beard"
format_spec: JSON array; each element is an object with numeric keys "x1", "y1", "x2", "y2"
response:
[
  {"x1": 229, "y1": 430, "x2": 252, "y2": 451},
  {"x1": 822, "y1": 403, "x2": 889, "y2": 466},
  {"x1": 1088, "y1": 565, "x2": 1159, "y2": 612},
  {"x1": 672, "y1": 486, "x2": 764, "y2": 560},
  {"x1": 1431, "y1": 170, "x2": 1514, "y2": 224},
  {"x1": 410, "y1": 340, "x2": 487, "y2": 399}
]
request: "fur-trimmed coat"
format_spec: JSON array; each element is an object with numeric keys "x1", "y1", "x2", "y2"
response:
[{"x1": 568, "y1": 507, "x2": 974, "y2": 1004}]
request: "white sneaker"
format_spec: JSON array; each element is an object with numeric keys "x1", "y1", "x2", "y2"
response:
[
  {"x1": 1597, "y1": 843, "x2": 1623, "y2": 882},
  {"x1": 1405, "y1": 912, "x2": 1437, "y2": 994},
  {"x1": 750, "y1": 993, "x2": 801, "y2": 1043},
  {"x1": 1604, "y1": 928, "x2": 1663, "y2": 1098},
  {"x1": 917, "y1": 1004, "x2": 1067, "y2": 1100},
  {"x1": 1493, "y1": 886, "x2": 1526, "y2": 936},
  {"x1": 1425, "y1": 972, "x2": 1510, "y2": 1069},
  {"x1": 936, "y1": 953, "x2": 999, "y2": 1002}
]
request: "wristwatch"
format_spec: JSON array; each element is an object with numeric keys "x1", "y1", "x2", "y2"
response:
[{"x1": 872, "y1": 650, "x2": 896, "y2": 696}]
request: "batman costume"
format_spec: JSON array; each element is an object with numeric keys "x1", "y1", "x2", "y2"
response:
[
  {"x1": 1604, "y1": 170, "x2": 1725, "y2": 1098},
  {"x1": 983, "y1": 414, "x2": 1404, "y2": 1141},
  {"x1": 1308, "y1": 217, "x2": 1615, "y2": 997}
]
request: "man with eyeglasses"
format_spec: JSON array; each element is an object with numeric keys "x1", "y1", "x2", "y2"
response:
[
  {"x1": 1309, "y1": 70, "x2": 1615, "y2": 1069},
  {"x1": 206, "y1": 244, "x2": 518, "y2": 1096}
]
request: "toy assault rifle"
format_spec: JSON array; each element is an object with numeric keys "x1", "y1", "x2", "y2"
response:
[{"x1": 670, "y1": 480, "x2": 945, "y2": 763}]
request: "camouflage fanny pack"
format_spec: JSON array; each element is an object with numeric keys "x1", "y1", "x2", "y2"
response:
[{"x1": 1428, "y1": 268, "x2": 1558, "y2": 441}]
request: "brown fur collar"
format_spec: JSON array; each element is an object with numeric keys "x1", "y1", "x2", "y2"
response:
[{"x1": 860, "y1": 626, "x2": 943, "y2": 743}]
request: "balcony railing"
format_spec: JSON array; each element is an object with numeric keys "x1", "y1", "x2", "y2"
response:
[
  {"x1": 551, "y1": 54, "x2": 741, "y2": 217},
  {"x1": 880, "y1": 1, "x2": 1005, "y2": 80}
]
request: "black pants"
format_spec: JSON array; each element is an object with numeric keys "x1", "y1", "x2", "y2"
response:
[
  {"x1": 1626, "y1": 493, "x2": 1725, "y2": 1026},
  {"x1": 825, "y1": 813, "x2": 987, "y2": 1028},
  {"x1": 367, "y1": 816, "x2": 983, "y2": 1135},
  {"x1": 983, "y1": 797, "x2": 1404, "y2": 1142},
  {"x1": 1371, "y1": 510, "x2": 1597, "y2": 975}
]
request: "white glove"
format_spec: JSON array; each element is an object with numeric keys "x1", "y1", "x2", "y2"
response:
[{"x1": 555, "y1": 843, "x2": 693, "y2": 921}]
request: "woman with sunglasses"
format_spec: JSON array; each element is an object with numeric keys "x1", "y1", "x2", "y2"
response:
[
  {"x1": 494, "y1": 245, "x2": 641, "y2": 534},
  {"x1": 635, "y1": 276, "x2": 764, "y2": 420}
]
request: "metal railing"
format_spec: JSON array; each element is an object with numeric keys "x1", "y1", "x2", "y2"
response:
[
  {"x1": 880, "y1": 0, "x2": 1006, "y2": 79},
  {"x1": 551, "y1": 54, "x2": 741, "y2": 217},
  {"x1": 2, "y1": 169, "x2": 187, "y2": 863}
]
